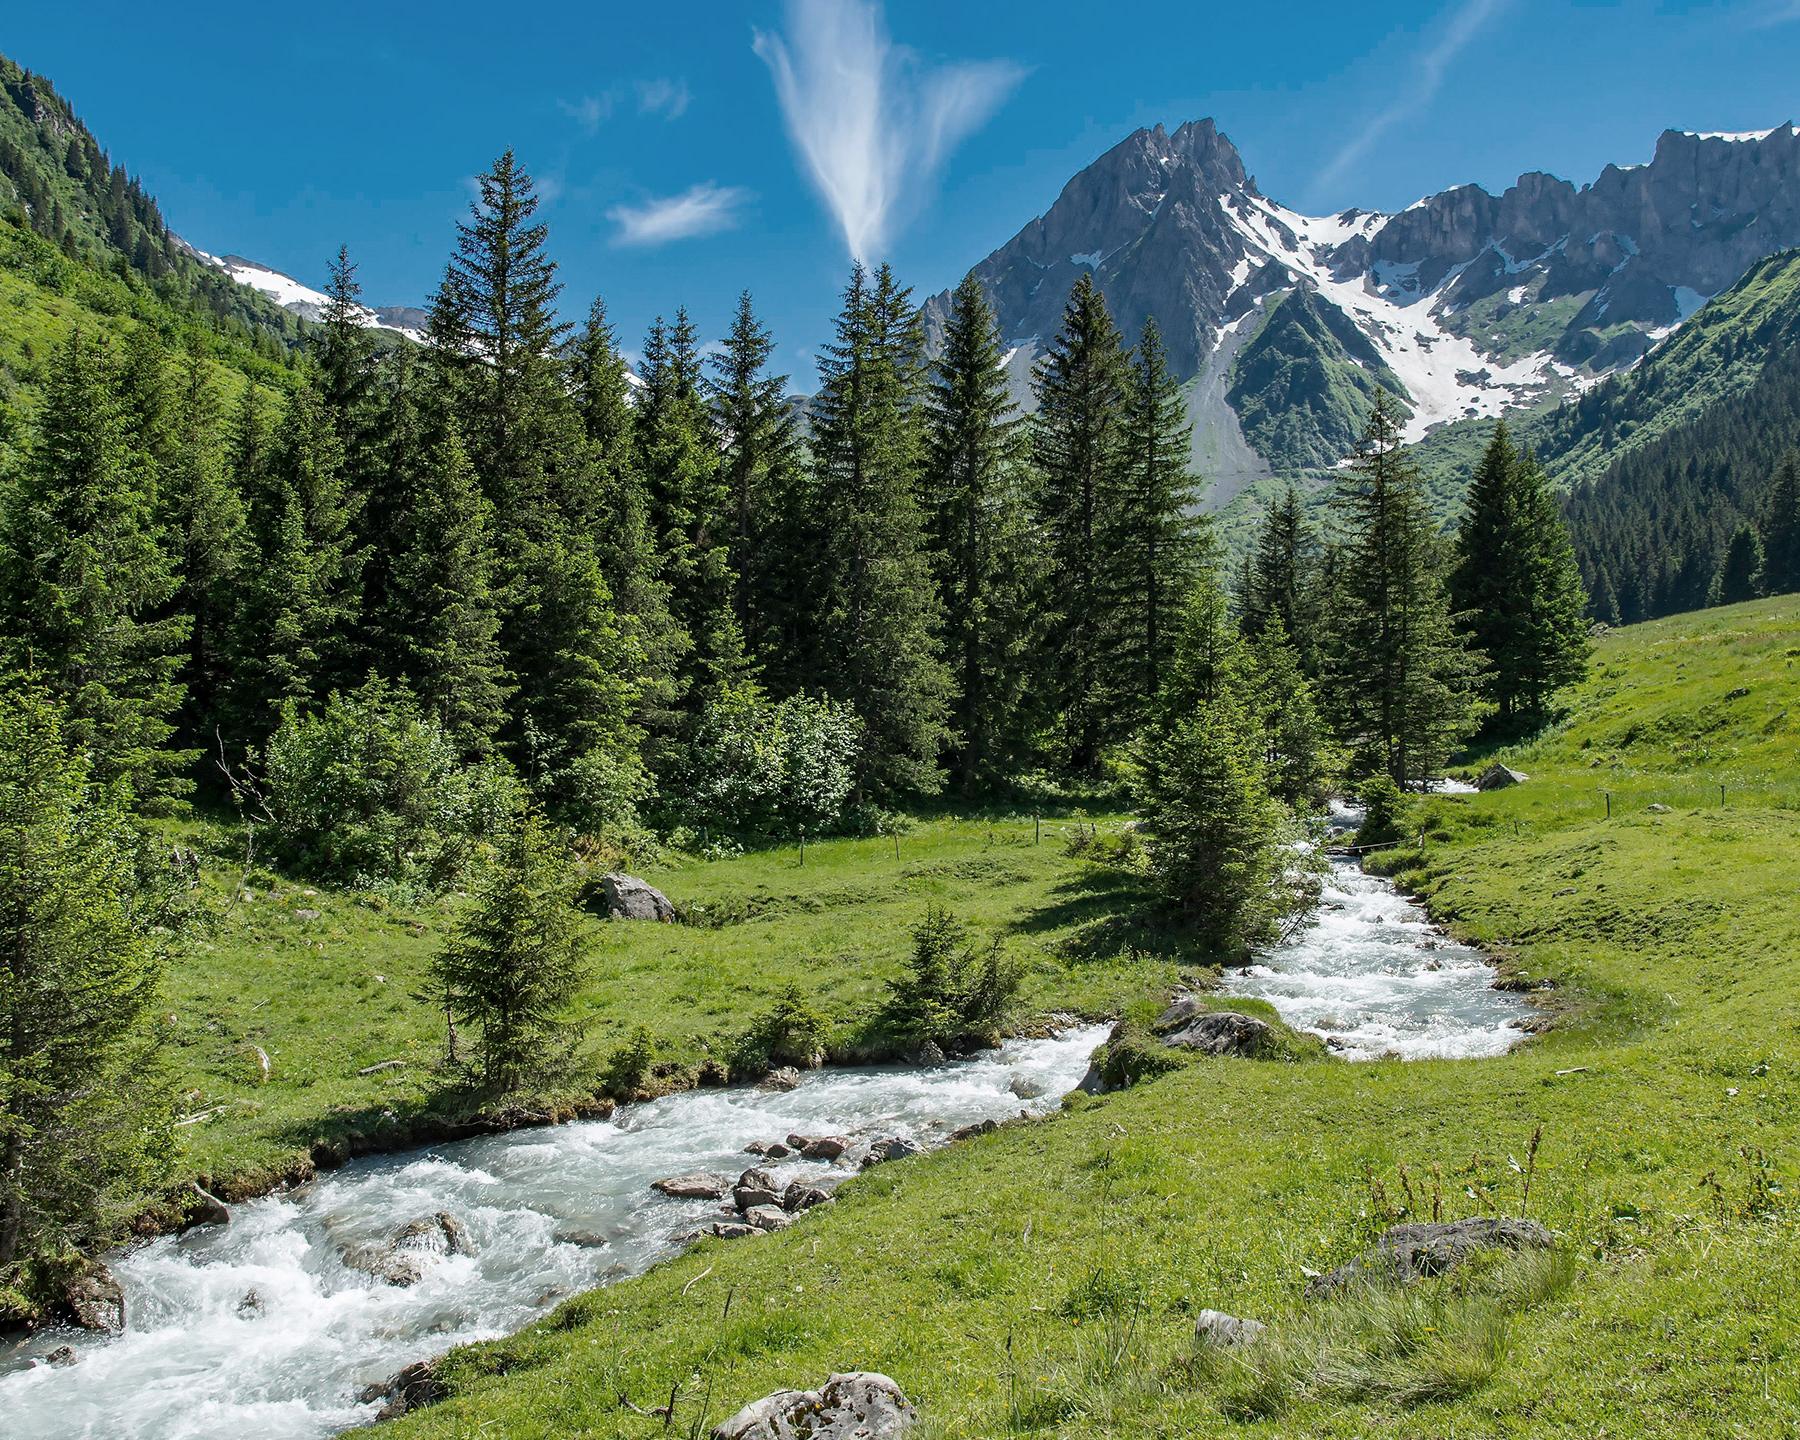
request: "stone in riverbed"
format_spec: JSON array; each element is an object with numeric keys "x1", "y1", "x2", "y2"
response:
[
  {"x1": 713, "y1": 1371, "x2": 917, "y2": 1439},
  {"x1": 801, "y1": 1135, "x2": 849, "y2": 1161},
  {"x1": 734, "y1": 1167, "x2": 781, "y2": 1210},
  {"x1": 654, "y1": 1172, "x2": 732, "y2": 1200},
  {"x1": 863, "y1": 1136, "x2": 923, "y2": 1166},
  {"x1": 712, "y1": 1221, "x2": 758, "y2": 1240},
  {"x1": 61, "y1": 1265, "x2": 125, "y2": 1333},
  {"x1": 179, "y1": 1180, "x2": 232, "y2": 1231},
  {"x1": 1305, "y1": 1217, "x2": 1553, "y2": 1296},
  {"x1": 782, "y1": 1182, "x2": 833, "y2": 1212},
  {"x1": 744, "y1": 1205, "x2": 792, "y2": 1233},
  {"x1": 759, "y1": 1067, "x2": 802, "y2": 1092}
]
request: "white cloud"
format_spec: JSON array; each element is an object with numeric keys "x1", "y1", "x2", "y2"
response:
[
  {"x1": 559, "y1": 94, "x2": 615, "y2": 135},
  {"x1": 608, "y1": 182, "x2": 750, "y2": 247},
  {"x1": 1315, "y1": 0, "x2": 1508, "y2": 196},
  {"x1": 753, "y1": 0, "x2": 1025, "y2": 263},
  {"x1": 637, "y1": 77, "x2": 691, "y2": 120}
]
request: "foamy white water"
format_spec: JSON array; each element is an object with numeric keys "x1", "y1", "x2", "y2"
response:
[
  {"x1": 0, "y1": 1027, "x2": 1106, "y2": 1440},
  {"x1": 1225, "y1": 793, "x2": 1526, "y2": 1060}
]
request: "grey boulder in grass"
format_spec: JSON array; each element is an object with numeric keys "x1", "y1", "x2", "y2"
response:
[
  {"x1": 1306, "y1": 1216, "x2": 1554, "y2": 1296},
  {"x1": 713, "y1": 1372, "x2": 917, "y2": 1439},
  {"x1": 601, "y1": 873, "x2": 675, "y2": 922}
]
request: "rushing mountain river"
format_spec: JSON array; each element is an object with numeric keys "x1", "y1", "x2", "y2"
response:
[{"x1": 2, "y1": 800, "x2": 1525, "y2": 1439}]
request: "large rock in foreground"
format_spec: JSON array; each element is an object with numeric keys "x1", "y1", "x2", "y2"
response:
[
  {"x1": 1476, "y1": 763, "x2": 1529, "y2": 791},
  {"x1": 713, "y1": 1372, "x2": 917, "y2": 1439},
  {"x1": 601, "y1": 873, "x2": 674, "y2": 922},
  {"x1": 1307, "y1": 1217, "x2": 1553, "y2": 1296},
  {"x1": 61, "y1": 1265, "x2": 126, "y2": 1333},
  {"x1": 1153, "y1": 999, "x2": 1275, "y2": 1057}
]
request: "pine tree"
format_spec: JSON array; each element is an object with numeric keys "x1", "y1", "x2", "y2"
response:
[
  {"x1": 428, "y1": 813, "x2": 585, "y2": 1091},
  {"x1": 0, "y1": 685, "x2": 173, "y2": 1298},
  {"x1": 1112, "y1": 316, "x2": 1208, "y2": 709},
  {"x1": 427, "y1": 150, "x2": 571, "y2": 536},
  {"x1": 1712, "y1": 524, "x2": 1764, "y2": 606},
  {"x1": 229, "y1": 382, "x2": 363, "y2": 741},
  {"x1": 1141, "y1": 684, "x2": 1289, "y2": 955},
  {"x1": 1449, "y1": 424, "x2": 1589, "y2": 727},
  {"x1": 314, "y1": 245, "x2": 377, "y2": 478},
  {"x1": 923, "y1": 275, "x2": 1039, "y2": 790},
  {"x1": 1328, "y1": 391, "x2": 1478, "y2": 786},
  {"x1": 1243, "y1": 483, "x2": 1322, "y2": 671},
  {"x1": 637, "y1": 307, "x2": 745, "y2": 695},
  {"x1": 566, "y1": 297, "x2": 686, "y2": 751},
  {"x1": 380, "y1": 404, "x2": 511, "y2": 757},
  {"x1": 507, "y1": 535, "x2": 648, "y2": 833},
  {"x1": 1758, "y1": 451, "x2": 1800, "y2": 595},
  {"x1": 0, "y1": 331, "x2": 192, "y2": 809},
  {"x1": 808, "y1": 263, "x2": 952, "y2": 801},
  {"x1": 1032, "y1": 274, "x2": 1130, "y2": 774},
  {"x1": 1245, "y1": 616, "x2": 1329, "y2": 807},
  {"x1": 167, "y1": 340, "x2": 244, "y2": 746},
  {"x1": 707, "y1": 291, "x2": 805, "y2": 679}
]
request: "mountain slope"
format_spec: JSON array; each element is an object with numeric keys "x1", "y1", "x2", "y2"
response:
[{"x1": 928, "y1": 119, "x2": 1800, "y2": 507}]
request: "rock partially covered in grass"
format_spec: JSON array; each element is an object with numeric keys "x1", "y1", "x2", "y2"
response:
[
  {"x1": 1195, "y1": 1309, "x2": 1266, "y2": 1347},
  {"x1": 863, "y1": 1136, "x2": 923, "y2": 1166},
  {"x1": 1154, "y1": 999, "x2": 1275, "y2": 1057},
  {"x1": 1306, "y1": 1217, "x2": 1553, "y2": 1296},
  {"x1": 600, "y1": 873, "x2": 675, "y2": 922},
  {"x1": 713, "y1": 1372, "x2": 917, "y2": 1439},
  {"x1": 783, "y1": 1182, "x2": 833, "y2": 1212}
]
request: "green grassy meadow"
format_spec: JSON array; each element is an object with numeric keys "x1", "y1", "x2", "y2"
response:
[{"x1": 348, "y1": 598, "x2": 1800, "y2": 1438}]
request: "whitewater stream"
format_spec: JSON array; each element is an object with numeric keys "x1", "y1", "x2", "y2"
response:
[
  {"x1": 3, "y1": 796, "x2": 1525, "y2": 1438},
  {"x1": 1224, "y1": 793, "x2": 1528, "y2": 1059}
]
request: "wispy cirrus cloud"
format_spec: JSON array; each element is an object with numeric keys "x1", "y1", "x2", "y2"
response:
[
  {"x1": 560, "y1": 77, "x2": 691, "y2": 134},
  {"x1": 1315, "y1": 0, "x2": 1508, "y2": 197},
  {"x1": 607, "y1": 182, "x2": 750, "y2": 247},
  {"x1": 753, "y1": 0, "x2": 1025, "y2": 263}
]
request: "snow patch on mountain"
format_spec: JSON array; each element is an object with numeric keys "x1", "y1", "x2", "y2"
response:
[{"x1": 196, "y1": 251, "x2": 426, "y2": 342}]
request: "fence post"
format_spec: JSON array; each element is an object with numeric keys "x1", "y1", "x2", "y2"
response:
[
  {"x1": 1720, "y1": 782, "x2": 1726, "y2": 807},
  {"x1": 1604, "y1": 792, "x2": 1611, "y2": 820},
  {"x1": 799, "y1": 827, "x2": 806, "y2": 866},
  {"x1": 1034, "y1": 814, "x2": 1041, "y2": 845},
  {"x1": 894, "y1": 832, "x2": 901, "y2": 862}
]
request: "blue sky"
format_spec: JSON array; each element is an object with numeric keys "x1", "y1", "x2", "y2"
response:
[{"x1": 9, "y1": 0, "x2": 1800, "y2": 375}]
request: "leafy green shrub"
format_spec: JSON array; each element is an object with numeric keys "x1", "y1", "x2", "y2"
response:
[
  {"x1": 881, "y1": 908, "x2": 1023, "y2": 1052},
  {"x1": 264, "y1": 677, "x2": 522, "y2": 892},
  {"x1": 601, "y1": 1026, "x2": 656, "y2": 1098},
  {"x1": 731, "y1": 984, "x2": 832, "y2": 1076},
  {"x1": 675, "y1": 682, "x2": 862, "y2": 837}
]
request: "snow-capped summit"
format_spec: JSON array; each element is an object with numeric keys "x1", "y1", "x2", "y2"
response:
[{"x1": 195, "y1": 251, "x2": 427, "y2": 343}]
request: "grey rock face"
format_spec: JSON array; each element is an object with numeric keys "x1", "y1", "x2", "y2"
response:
[
  {"x1": 782, "y1": 1182, "x2": 833, "y2": 1212},
  {"x1": 862, "y1": 1136, "x2": 924, "y2": 1166},
  {"x1": 735, "y1": 1168, "x2": 781, "y2": 1211},
  {"x1": 1307, "y1": 1217, "x2": 1553, "y2": 1296},
  {"x1": 744, "y1": 1205, "x2": 792, "y2": 1233},
  {"x1": 713, "y1": 1372, "x2": 918, "y2": 1440},
  {"x1": 1476, "y1": 763, "x2": 1529, "y2": 791},
  {"x1": 1154, "y1": 999, "x2": 1275, "y2": 1057},
  {"x1": 601, "y1": 873, "x2": 674, "y2": 922}
]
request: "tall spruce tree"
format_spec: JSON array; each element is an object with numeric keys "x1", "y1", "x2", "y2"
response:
[
  {"x1": 923, "y1": 275, "x2": 1039, "y2": 790},
  {"x1": 1032, "y1": 274, "x2": 1131, "y2": 775},
  {"x1": 0, "y1": 686, "x2": 174, "y2": 1300},
  {"x1": 229, "y1": 382, "x2": 363, "y2": 742},
  {"x1": 0, "y1": 331, "x2": 192, "y2": 810},
  {"x1": 1245, "y1": 617, "x2": 1329, "y2": 807},
  {"x1": 427, "y1": 150, "x2": 571, "y2": 537},
  {"x1": 1712, "y1": 524, "x2": 1765, "y2": 606},
  {"x1": 638, "y1": 308, "x2": 745, "y2": 697},
  {"x1": 1112, "y1": 316, "x2": 1208, "y2": 711},
  {"x1": 166, "y1": 339, "x2": 244, "y2": 747},
  {"x1": 1449, "y1": 423, "x2": 1590, "y2": 728},
  {"x1": 1243, "y1": 483, "x2": 1323, "y2": 672},
  {"x1": 567, "y1": 297, "x2": 686, "y2": 749},
  {"x1": 1328, "y1": 391, "x2": 1478, "y2": 786},
  {"x1": 1759, "y1": 451, "x2": 1800, "y2": 595},
  {"x1": 808, "y1": 263, "x2": 952, "y2": 801},
  {"x1": 707, "y1": 291, "x2": 806, "y2": 682},
  {"x1": 314, "y1": 245, "x2": 378, "y2": 480}
]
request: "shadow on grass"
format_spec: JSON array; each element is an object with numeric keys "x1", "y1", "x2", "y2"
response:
[{"x1": 1010, "y1": 861, "x2": 1197, "y2": 965}]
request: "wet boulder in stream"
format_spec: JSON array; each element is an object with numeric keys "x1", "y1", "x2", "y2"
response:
[
  {"x1": 734, "y1": 1167, "x2": 782, "y2": 1210},
  {"x1": 653, "y1": 1172, "x2": 733, "y2": 1200},
  {"x1": 59, "y1": 1264, "x2": 126, "y2": 1333}
]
